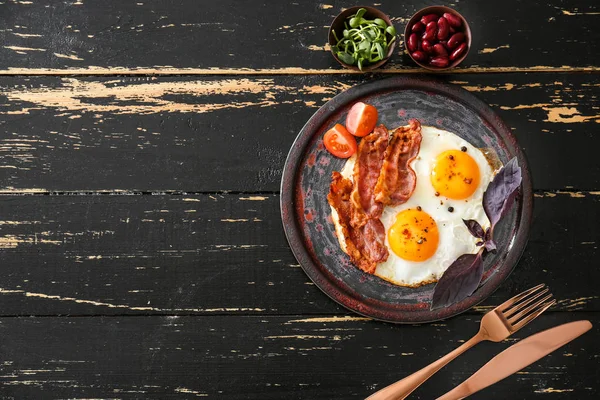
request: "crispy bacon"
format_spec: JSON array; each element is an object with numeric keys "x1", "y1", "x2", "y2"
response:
[
  {"x1": 350, "y1": 125, "x2": 389, "y2": 227},
  {"x1": 351, "y1": 218, "x2": 388, "y2": 273},
  {"x1": 327, "y1": 173, "x2": 363, "y2": 268},
  {"x1": 328, "y1": 172, "x2": 388, "y2": 273},
  {"x1": 328, "y1": 120, "x2": 422, "y2": 274},
  {"x1": 375, "y1": 119, "x2": 422, "y2": 206}
]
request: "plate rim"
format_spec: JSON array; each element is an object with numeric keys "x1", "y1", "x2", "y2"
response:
[{"x1": 280, "y1": 75, "x2": 533, "y2": 324}]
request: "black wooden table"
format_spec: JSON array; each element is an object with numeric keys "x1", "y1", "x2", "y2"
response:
[{"x1": 0, "y1": 1, "x2": 598, "y2": 398}]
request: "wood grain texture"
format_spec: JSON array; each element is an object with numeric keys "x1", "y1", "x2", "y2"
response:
[
  {"x1": 0, "y1": 0, "x2": 598, "y2": 72},
  {"x1": 0, "y1": 1, "x2": 598, "y2": 398},
  {"x1": 0, "y1": 193, "x2": 596, "y2": 316},
  {"x1": 1, "y1": 73, "x2": 599, "y2": 192},
  {"x1": 0, "y1": 313, "x2": 597, "y2": 399}
]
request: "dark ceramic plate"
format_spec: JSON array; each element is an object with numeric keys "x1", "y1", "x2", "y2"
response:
[{"x1": 280, "y1": 76, "x2": 532, "y2": 324}]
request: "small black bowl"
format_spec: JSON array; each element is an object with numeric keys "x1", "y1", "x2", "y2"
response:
[
  {"x1": 328, "y1": 6, "x2": 397, "y2": 72},
  {"x1": 404, "y1": 6, "x2": 472, "y2": 71}
]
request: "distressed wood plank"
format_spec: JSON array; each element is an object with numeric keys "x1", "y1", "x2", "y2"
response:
[
  {"x1": 1, "y1": 66, "x2": 599, "y2": 76},
  {"x1": 0, "y1": 0, "x2": 597, "y2": 72},
  {"x1": 0, "y1": 313, "x2": 597, "y2": 399},
  {"x1": 0, "y1": 2, "x2": 596, "y2": 399},
  {"x1": 0, "y1": 73, "x2": 599, "y2": 192},
  {"x1": 0, "y1": 192, "x2": 596, "y2": 316}
]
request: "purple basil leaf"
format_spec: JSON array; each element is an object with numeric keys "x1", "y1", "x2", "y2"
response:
[
  {"x1": 463, "y1": 219, "x2": 485, "y2": 239},
  {"x1": 483, "y1": 157, "x2": 522, "y2": 228},
  {"x1": 483, "y1": 227, "x2": 497, "y2": 251},
  {"x1": 431, "y1": 250, "x2": 484, "y2": 310},
  {"x1": 484, "y1": 239, "x2": 497, "y2": 252}
]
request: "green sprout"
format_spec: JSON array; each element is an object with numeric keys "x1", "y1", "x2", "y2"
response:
[{"x1": 334, "y1": 8, "x2": 397, "y2": 71}]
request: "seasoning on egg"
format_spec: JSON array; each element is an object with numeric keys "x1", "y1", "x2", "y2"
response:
[
  {"x1": 448, "y1": 206, "x2": 454, "y2": 212},
  {"x1": 417, "y1": 206, "x2": 422, "y2": 211},
  {"x1": 461, "y1": 146, "x2": 467, "y2": 152}
]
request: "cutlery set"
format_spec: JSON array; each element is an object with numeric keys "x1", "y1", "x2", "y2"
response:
[{"x1": 367, "y1": 284, "x2": 592, "y2": 399}]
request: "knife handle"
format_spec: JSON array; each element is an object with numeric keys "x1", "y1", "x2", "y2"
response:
[{"x1": 366, "y1": 334, "x2": 483, "y2": 400}]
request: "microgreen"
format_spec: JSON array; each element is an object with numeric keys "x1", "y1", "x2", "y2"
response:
[
  {"x1": 431, "y1": 157, "x2": 523, "y2": 310},
  {"x1": 334, "y1": 8, "x2": 397, "y2": 71}
]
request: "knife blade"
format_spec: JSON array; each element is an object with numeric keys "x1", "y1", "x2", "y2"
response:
[{"x1": 436, "y1": 320, "x2": 592, "y2": 400}]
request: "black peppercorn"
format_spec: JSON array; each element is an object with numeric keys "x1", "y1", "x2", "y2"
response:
[
  {"x1": 461, "y1": 146, "x2": 467, "y2": 152},
  {"x1": 448, "y1": 206, "x2": 454, "y2": 212},
  {"x1": 417, "y1": 206, "x2": 422, "y2": 211}
]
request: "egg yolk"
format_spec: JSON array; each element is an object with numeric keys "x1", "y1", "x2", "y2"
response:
[
  {"x1": 431, "y1": 150, "x2": 480, "y2": 199},
  {"x1": 388, "y1": 209, "x2": 439, "y2": 262}
]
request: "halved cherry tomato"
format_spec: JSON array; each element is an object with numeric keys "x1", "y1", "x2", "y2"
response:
[
  {"x1": 345, "y1": 102, "x2": 378, "y2": 137},
  {"x1": 323, "y1": 124, "x2": 357, "y2": 158}
]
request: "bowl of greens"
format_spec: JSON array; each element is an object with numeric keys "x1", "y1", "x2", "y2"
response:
[{"x1": 328, "y1": 6, "x2": 397, "y2": 72}]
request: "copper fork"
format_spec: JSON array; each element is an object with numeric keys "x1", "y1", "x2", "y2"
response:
[{"x1": 366, "y1": 284, "x2": 556, "y2": 400}]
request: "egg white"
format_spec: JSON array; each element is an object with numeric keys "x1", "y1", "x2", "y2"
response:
[{"x1": 335, "y1": 125, "x2": 497, "y2": 287}]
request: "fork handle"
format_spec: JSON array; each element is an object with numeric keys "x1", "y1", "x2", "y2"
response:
[{"x1": 366, "y1": 333, "x2": 483, "y2": 400}]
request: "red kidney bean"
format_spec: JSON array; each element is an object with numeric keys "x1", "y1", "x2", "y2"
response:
[
  {"x1": 421, "y1": 39, "x2": 434, "y2": 54},
  {"x1": 421, "y1": 21, "x2": 437, "y2": 41},
  {"x1": 407, "y1": 33, "x2": 419, "y2": 52},
  {"x1": 449, "y1": 25, "x2": 456, "y2": 34},
  {"x1": 433, "y1": 43, "x2": 448, "y2": 57},
  {"x1": 421, "y1": 14, "x2": 438, "y2": 25},
  {"x1": 437, "y1": 17, "x2": 450, "y2": 40},
  {"x1": 411, "y1": 21, "x2": 425, "y2": 33},
  {"x1": 449, "y1": 42, "x2": 468, "y2": 60},
  {"x1": 426, "y1": 21, "x2": 437, "y2": 32},
  {"x1": 422, "y1": 29, "x2": 436, "y2": 42},
  {"x1": 411, "y1": 51, "x2": 428, "y2": 62},
  {"x1": 447, "y1": 32, "x2": 465, "y2": 49},
  {"x1": 443, "y1": 12, "x2": 462, "y2": 28},
  {"x1": 430, "y1": 56, "x2": 449, "y2": 68}
]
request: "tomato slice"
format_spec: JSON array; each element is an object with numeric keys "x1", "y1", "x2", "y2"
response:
[
  {"x1": 323, "y1": 124, "x2": 357, "y2": 158},
  {"x1": 345, "y1": 102, "x2": 378, "y2": 137}
]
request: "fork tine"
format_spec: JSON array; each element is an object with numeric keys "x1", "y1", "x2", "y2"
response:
[
  {"x1": 497, "y1": 283, "x2": 545, "y2": 312},
  {"x1": 503, "y1": 288, "x2": 549, "y2": 319},
  {"x1": 511, "y1": 299, "x2": 556, "y2": 331},
  {"x1": 507, "y1": 293, "x2": 554, "y2": 325}
]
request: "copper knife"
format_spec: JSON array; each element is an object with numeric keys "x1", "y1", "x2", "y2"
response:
[{"x1": 436, "y1": 320, "x2": 592, "y2": 400}]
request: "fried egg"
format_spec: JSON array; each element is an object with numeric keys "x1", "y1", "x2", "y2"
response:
[{"x1": 337, "y1": 125, "x2": 497, "y2": 287}]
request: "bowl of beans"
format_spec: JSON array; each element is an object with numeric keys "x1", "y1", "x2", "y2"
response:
[{"x1": 404, "y1": 6, "x2": 471, "y2": 70}]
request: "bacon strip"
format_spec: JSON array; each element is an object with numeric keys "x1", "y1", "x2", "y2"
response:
[
  {"x1": 328, "y1": 172, "x2": 388, "y2": 274},
  {"x1": 375, "y1": 119, "x2": 422, "y2": 207},
  {"x1": 352, "y1": 218, "x2": 388, "y2": 273},
  {"x1": 350, "y1": 125, "x2": 389, "y2": 227}
]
